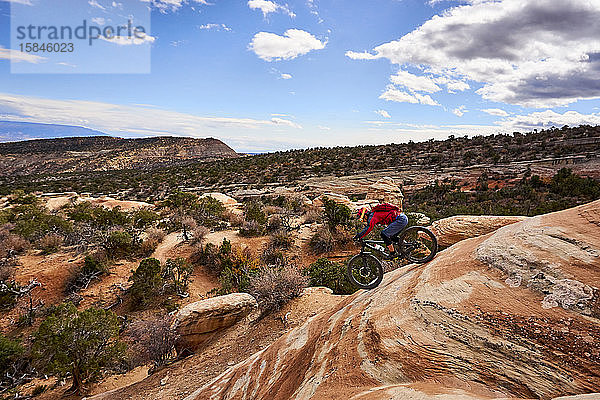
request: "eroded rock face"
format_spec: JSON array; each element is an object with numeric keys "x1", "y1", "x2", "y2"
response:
[
  {"x1": 366, "y1": 177, "x2": 404, "y2": 205},
  {"x1": 188, "y1": 201, "x2": 600, "y2": 400},
  {"x1": 430, "y1": 215, "x2": 528, "y2": 247},
  {"x1": 173, "y1": 293, "x2": 257, "y2": 355}
]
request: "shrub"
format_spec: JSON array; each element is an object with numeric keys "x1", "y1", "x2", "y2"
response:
[
  {"x1": 104, "y1": 230, "x2": 135, "y2": 260},
  {"x1": 322, "y1": 197, "x2": 352, "y2": 231},
  {"x1": 260, "y1": 245, "x2": 286, "y2": 266},
  {"x1": 309, "y1": 227, "x2": 334, "y2": 254},
  {"x1": 269, "y1": 230, "x2": 294, "y2": 250},
  {"x1": 217, "y1": 248, "x2": 261, "y2": 294},
  {"x1": 249, "y1": 265, "x2": 307, "y2": 316},
  {"x1": 191, "y1": 225, "x2": 210, "y2": 246},
  {"x1": 33, "y1": 303, "x2": 125, "y2": 394},
  {"x1": 266, "y1": 214, "x2": 282, "y2": 233},
  {"x1": 66, "y1": 254, "x2": 108, "y2": 293},
  {"x1": 140, "y1": 227, "x2": 166, "y2": 256},
  {"x1": 129, "y1": 258, "x2": 163, "y2": 308},
  {"x1": 244, "y1": 201, "x2": 267, "y2": 225},
  {"x1": 0, "y1": 280, "x2": 23, "y2": 309},
  {"x1": 123, "y1": 315, "x2": 178, "y2": 369},
  {"x1": 239, "y1": 219, "x2": 263, "y2": 237},
  {"x1": 162, "y1": 258, "x2": 193, "y2": 297},
  {"x1": 303, "y1": 258, "x2": 356, "y2": 295},
  {"x1": 39, "y1": 233, "x2": 64, "y2": 254},
  {"x1": 0, "y1": 334, "x2": 23, "y2": 377},
  {"x1": 224, "y1": 210, "x2": 244, "y2": 227},
  {"x1": 303, "y1": 207, "x2": 322, "y2": 224}
]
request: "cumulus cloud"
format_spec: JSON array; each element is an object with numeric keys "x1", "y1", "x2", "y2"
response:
[
  {"x1": 147, "y1": 0, "x2": 212, "y2": 13},
  {"x1": 380, "y1": 85, "x2": 440, "y2": 106},
  {"x1": 375, "y1": 110, "x2": 391, "y2": 118},
  {"x1": 248, "y1": 0, "x2": 295, "y2": 18},
  {"x1": 391, "y1": 70, "x2": 441, "y2": 93},
  {"x1": 483, "y1": 108, "x2": 509, "y2": 117},
  {"x1": 249, "y1": 29, "x2": 326, "y2": 61},
  {"x1": 347, "y1": 0, "x2": 600, "y2": 108},
  {"x1": 0, "y1": 46, "x2": 46, "y2": 63}
]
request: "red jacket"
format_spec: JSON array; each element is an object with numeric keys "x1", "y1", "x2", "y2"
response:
[{"x1": 355, "y1": 203, "x2": 401, "y2": 239}]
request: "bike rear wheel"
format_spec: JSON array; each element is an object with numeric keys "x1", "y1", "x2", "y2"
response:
[
  {"x1": 347, "y1": 253, "x2": 383, "y2": 289},
  {"x1": 398, "y1": 226, "x2": 438, "y2": 264}
]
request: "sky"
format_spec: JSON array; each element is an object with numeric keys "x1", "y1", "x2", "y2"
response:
[{"x1": 1, "y1": 0, "x2": 600, "y2": 152}]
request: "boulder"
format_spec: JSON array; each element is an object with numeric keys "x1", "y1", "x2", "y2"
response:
[
  {"x1": 188, "y1": 200, "x2": 600, "y2": 400},
  {"x1": 430, "y1": 215, "x2": 528, "y2": 247},
  {"x1": 365, "y1": 177, "x2": 404, "y2": 205},
  {"x1": 312, "y1": 193, "x2": 354, "y2": 209},
  {"x1": 173, "y1": 293, "x2": 257, "y2": 355}
]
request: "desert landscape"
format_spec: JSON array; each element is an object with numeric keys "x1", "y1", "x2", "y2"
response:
[{"x1": 0, "y1": 125, "x2": 598, "y2": 399}]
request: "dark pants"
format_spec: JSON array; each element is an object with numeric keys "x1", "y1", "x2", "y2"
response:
[{"x1": 381, "y1": 213, "x2": 408, "y2": 245}]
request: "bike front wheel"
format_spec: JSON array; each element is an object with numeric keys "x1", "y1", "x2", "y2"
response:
[
  {"x1": 399, "y1": 226, "x2": 438, "y2": 264},
  {"x1": 347, "y1": 253, "x2": 383, "y2": 290}
]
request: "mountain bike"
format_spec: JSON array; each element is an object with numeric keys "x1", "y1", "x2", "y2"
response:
[{"x1": 347, "y1": 226, "x2": 438, "y2": 289}]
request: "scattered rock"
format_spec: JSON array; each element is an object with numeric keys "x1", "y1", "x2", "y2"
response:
[
  {"x1": 172, "y1": 293, "x2": 258, "y2": 355},
  {"x1": 312, "y1": 193, "x2": 354, "y2": 209},
  {"x1": 365, "y1": 177, "x2": 404, "y2": 204},
  {"x1": 430, "y1": 215, "x2": 528, "y2": 247}
]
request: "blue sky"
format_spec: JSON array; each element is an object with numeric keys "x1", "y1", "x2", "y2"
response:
[{"x1": 1, "y1": 0, "x2": 600, "y2": 152}]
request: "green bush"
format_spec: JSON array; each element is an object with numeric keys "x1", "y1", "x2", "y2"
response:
[
  {"x1": 244, "y1": 201, "x2": 267, "y2": 225},
  {"x1": 33, "y1": 303, "x2": 125, "y2": 395},
  {"x1": 0, "y1": 280, "x2": 23, "y2": 310},
  {"x1": 162, "y1": 258, "x2": 193, "y2": 296},
  {"x1": 322, "y1": 197, "x2": 352, "y2": 231},
  {"x1": 0, "y1": 334, "x2": 23, "y2": 375},
  {"x1": 66, "y1": 254, "x2": 108, "y2": 293},
  {"x1": 303, "y1": 258, "x2": 356, "y2": 295},
  {"x1": 129, "y1": 258, "x2": 163, "y2": 308},
  {"x1": 309, "y1": 227, "x2": 334, "y2": 254},
  {"x1": 104, "y1": 230, "x2": 136, "y2": 260}
]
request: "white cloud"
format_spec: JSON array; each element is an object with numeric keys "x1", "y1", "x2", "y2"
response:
[
  {"x1": 482, "y1": 108, "x2": 509, "y2": 117},
  {"x1": 391, "y1": 70, "x2": 441, "y2": 93},
  {"x1": 249, "y1": 29, "x2": 326, "y2": 61},
  {"x1": 280, "y1": 73, "x2": 292, "y2": 79},
  {"x1": 318, "y1": 125, "x2": 331, "y2": 130},
  {"x1": 91, "y1": 17, "x2": 106, "y2": 25},
  {"x1": 453, "y1": 105, "x2": 468, "y2": 117},
  {"x1": 0, "y1": 46, "x2": 46, "y2": 64},
  {"x1": 500, "y1": 110, "x2": 600, "y2": 130},
  {"x1": 271, "y1": 117, "x2": 302, "y2": 129},
  {"x1": 380, "y1": 85, "x2": 440, "y2": 106},
  {"x1": 347, "y1": 0, "x2": 600, "y2": 108},
  {"x1": 345, "y1": 51, "x2": 378, "y2": 60},
  {"x1": 99, "y1": 32, "x2": 156, "y2": 45},
  {"x1": 199, "y1": 23, "x2": 232, "y2": 32},
  {"x1": 88, "y1": 0, "x2": 106, "y2": 10},
  {"x1": 375, "y1": 109, "x2": 391, "y2": 119},
  {"x1": 2, "y1": 0, "x2": 33, "y2": 5},
  {"x1": 248, "y1": 0, "x2": 295, "y2": 18},
  {"x1": 149, "y1": 0, "x2": 212, "y2": 13}
]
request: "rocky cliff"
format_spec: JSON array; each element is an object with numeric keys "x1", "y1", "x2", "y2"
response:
[
  {"x1": 187, "y1": 200, "x2": 600, "y2": 400},
  {"x1": 0, "y1": 136, "x2": 238, "y2": 176}
]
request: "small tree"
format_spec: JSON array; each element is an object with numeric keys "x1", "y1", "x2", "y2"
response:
[
  {"x1": 322, "y1": 197, "x2": 352, "y2": 231},
  {"x1": 33, "y1": 303, "x2": 125, "y2": 395},
  {"x1": 129, "y1": 258, "x2": 162, "y2": 308},
  {"x1": 303, "y1": 258, "x2": 355, "y2": 295}
]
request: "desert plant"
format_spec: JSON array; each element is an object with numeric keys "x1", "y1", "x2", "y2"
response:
[
  {"x1": 140, "y1": 227, "x2": 166, "y2": 256},
  {"x1": 303, "y1": 258, "x2": 356, "y2": 295},
  {"x1": 269, "y1": 230, "x2": 294, "y2": 250},
  {"x1": 66, "y1": 254, "x2": 108, "y2": 293},
  {"x1": 123, "y1": 315, "x2": 178, "y2": 369},
  {"x1": 249, "y1": 265, "x2": 307, "y2": 316},
  {"x1": 33, "y1": 303, "x2": 125, "y2": 395},
  {"x1": 309, "y1": 226, "x2": 334, "y2": 254},
  {"x1": 39, "y1": 233, "x2": 64, "y2": 254},
  {"x1": 163, "y1": 258, "x2": 193, "y2": 297},
  {"x1": 103, "y1": 230, "x2": 136, "y2": 260},
  {"x1": 129, "y1": 258, "x2": 163, "y2": 308},
  {"x1": 322, "y1": 197, "x2": 352, "y2": 231},
  {"x1": 239, "y1": 219, "x2": 263, "y2": 237},
  {"x1": 244, "y1": 201, "x2": 267, "y2": 225},
  {"x1": 0, "y1": 334, "x2": 24, "y2": 378},
  {"x1": 191, "y1": 225, "x2": 210, "y2": 246}
]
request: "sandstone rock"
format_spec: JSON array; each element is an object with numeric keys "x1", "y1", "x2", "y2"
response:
[
  {"x1": 366, "y1": 177, "x2": 404, "y2": 205},
  {"x1": 430, "y1": 215, "x2": 528, "y2": 247},
  {"x1": 312, "y1": 193, "x2": 354, "y2": 209},
  {"x1": 173, "y1": 293, "x2": 257, "y2": 355},
  {"x1": 188, "y1": 200, "x2": 600, "y2": 400},
  {"x1": 406, "y1": 211, "x2": 431, "y2": 226},
  {"x1": 200, "y1": 192, "x2": 243, "y2": 214}
]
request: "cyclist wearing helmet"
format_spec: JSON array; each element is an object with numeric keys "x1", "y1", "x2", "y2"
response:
[{"x1": 353, "y1": 202, "x2": 408, "y2": 259}]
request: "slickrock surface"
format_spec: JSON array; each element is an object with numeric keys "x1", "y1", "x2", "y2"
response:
[
  {"x1": 173, "y1": 293, "x2": 258, "y2": 355},
  {"x1": 188, "y1": 201, "x2": 600, "y2": 400},
  {"x1": 430, "y1": 215, "x2": 528, "y2": 247},
  {"x1": 366, "y1": 177, "x2": 404, "y2": 204}
]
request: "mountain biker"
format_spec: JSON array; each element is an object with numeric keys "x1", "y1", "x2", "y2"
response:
[{"x1": 353, "y1": 202, "x2": 408, "y2": 259}]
